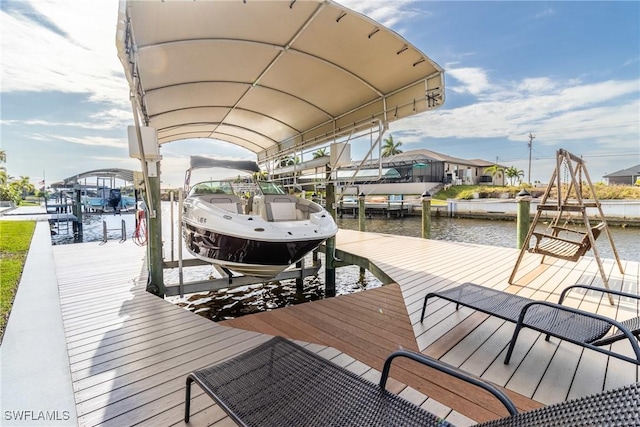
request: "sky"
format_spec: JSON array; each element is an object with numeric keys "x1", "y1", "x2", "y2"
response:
[{"x1": 1, "y1": 0, "x2": 639, "y2": 188}]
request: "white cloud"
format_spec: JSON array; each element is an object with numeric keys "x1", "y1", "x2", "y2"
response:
[
  {"x1": 533, "y1": 8, "x2": 555, "y2": 19},
  {"x1": 446, "y1": 67, "x2": 491, "y2": 96},
  {"x1": 1, "y1": 0, "x2": 129, "y2": 105},
  {"x1": 3, "y1": 114, "x2": 130, "y2": 131},
  {"x1": 391, "y1": 70, "x2": 640, "y2": 151},
  {"x1": 338, "y1": 0, "x2": 422, "y2": 28},
  {"x1": 46, "y1": 135, "x2": 126, "y2": 148}
]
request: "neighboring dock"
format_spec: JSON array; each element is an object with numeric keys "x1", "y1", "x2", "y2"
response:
[
  {"x1": 1, "y1": 219, "x2": 637, "y2": 426},
  {"x1": 334, "y1": 196, "x2": 640, "y2": 225}
]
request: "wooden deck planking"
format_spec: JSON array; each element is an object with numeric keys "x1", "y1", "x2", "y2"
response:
[
  {"x1": 53, "y1": 239, "x2": 472, "y2": 426},
  {"x1": 51, "y1": 241, "x2": 270, "y2": 427},
  {"x1": 334, "y1": 227, "x2": 637, "y2": 408},
  {"x1": 330, "y1": 230, "x2": 639, "y2": 405},
  {"x1": 221, "y1": 271, "x2": 542, "y2": 421},
  {"x1": 48, "y1": 228, "x2": 638, "y2": 426}
]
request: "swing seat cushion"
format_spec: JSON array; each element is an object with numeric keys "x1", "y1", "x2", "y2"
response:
[{"x1": 529, "y1": 223, "x2": 605, "y2": 262}]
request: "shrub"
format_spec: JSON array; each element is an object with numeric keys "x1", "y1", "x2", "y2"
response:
[
  {"x1": 0, "y1": 185, "x2": 20, "y2": 205},
  {"x1": 434, "y1": 183, "x2": 640, "y2": 200}
]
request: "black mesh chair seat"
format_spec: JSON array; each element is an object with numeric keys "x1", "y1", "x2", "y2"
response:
[
  {"x1": 477, "y1": 382, "x2": 639, "y2": 427},
  {"x1": 421, "y1": 283, "x2": 640, "y2": 365},
  {"x1": 184, "y1": 336, "x2": 639, "y2": 427},
  {"x1": 594, "y1": 315, "x2": 640, "y2": 346},
  {"x1": 185, "y1": 336, "x2": 517, "y2": 426}
]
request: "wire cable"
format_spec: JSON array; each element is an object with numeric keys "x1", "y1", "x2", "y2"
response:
[{"x1": 133, "y1": 209, "x2": 148, "y2": 246}]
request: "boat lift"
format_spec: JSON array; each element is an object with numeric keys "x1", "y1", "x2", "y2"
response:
[
  {"x1": 161, "y1": 188, "x2": 324, "y2": 298},
  {"x1": 116, "y1": 0, "x2": 445, "y2": 297}
]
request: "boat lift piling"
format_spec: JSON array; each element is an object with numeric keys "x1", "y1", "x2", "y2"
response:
[
  {"x1": 358, "y1": 192, "x2": 367, "y2": 280},
  {"x1": 325, "y1": 182, "x2": 337, "y2": 298},
  {"x1": 146, "y1": 171, "x2": 164, "y2": 295},
  {"x1": 177, "y1": 188, "x2": 184, "y2": 298}
]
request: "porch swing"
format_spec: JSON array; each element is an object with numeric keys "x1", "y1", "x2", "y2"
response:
[{"x1": 508, "y1": 149, "x2": 624, "y2": 304}]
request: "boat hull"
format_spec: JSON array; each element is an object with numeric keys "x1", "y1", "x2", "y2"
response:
[{"x1": 183, "y1": 222, "x2": 326, "y2": 278}]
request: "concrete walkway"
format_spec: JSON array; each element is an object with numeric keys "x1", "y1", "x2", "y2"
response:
[{"x1": 0, "y1": 220, "x2": 78, "y2": 426}]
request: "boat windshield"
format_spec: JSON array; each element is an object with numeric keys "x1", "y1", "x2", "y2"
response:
[
  {"x1": 189, "y1": 181, "x2": 235, "y2": 197},
  {"x1": 258, "y1": 181, "x2": 287, "y2": 195}
]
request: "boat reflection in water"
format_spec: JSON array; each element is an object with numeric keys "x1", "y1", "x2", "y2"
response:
[{"x1": 182, "y1": 157, "x2": 338, "y2": 278}]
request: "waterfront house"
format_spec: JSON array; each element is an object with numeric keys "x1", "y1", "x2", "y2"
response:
[{"x1": 604, "y1": 164, "x2": 640, "y2": 185}]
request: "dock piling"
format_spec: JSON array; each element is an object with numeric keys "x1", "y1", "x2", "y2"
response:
[
  {"x1": 421, "y1": 192, "x2": 432, "y2": 239},
  {"x1": 358, "y1": 192, "x2": 366, "y2": 232},
  {"x1": 516, "y1": 189, "x2": 531, "y2": 249}
]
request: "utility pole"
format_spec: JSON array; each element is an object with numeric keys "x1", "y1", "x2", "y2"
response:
[{"x1": 527, "y1": 132, "x2": 535, "y2": 184}]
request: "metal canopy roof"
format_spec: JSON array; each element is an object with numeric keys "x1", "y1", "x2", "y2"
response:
[
  {"x1": 50, "y1": 169, "x2": 137, "y2": 190},
  {"x1": 59, "y1": 168, "x2": 137, "y2": 186},
  {"x1": 116, "y1": 0, "x2": 444, "y2": 163}
]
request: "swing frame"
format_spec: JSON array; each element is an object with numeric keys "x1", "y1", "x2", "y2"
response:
[{"x1": 508, "y1": 149, "x2": 624, "y2": 305}]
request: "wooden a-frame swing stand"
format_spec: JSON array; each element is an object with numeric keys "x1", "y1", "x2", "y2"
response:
[{"x1": 509, "y1": 149, "x2": 624, "y2": 304}]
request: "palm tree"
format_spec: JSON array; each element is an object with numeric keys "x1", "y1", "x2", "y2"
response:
[
  {"x1": 484, "y1": 164, "x2": 504, "y2": 186},
  {"x1": 505, "y1": 166, "x2": 525, "y2": 186},
  {"x1": 382, "y1": 135, "x2": 403, "y2": 157},
  {"x1": 0, "y1": 149, "x2": 6, "y2": 163},
  {"x1": 279, "y1": 155, "x2": 300, "y2": 167},
  {"x1": 312, "y1": 147, "x2": 328, "y2": 158},
  {"x1": 17, "y1": 176, "x2": 35, "y2": 198},
  {"x1": 252, "y1": 170, "x2": 268, "y2": 181}
]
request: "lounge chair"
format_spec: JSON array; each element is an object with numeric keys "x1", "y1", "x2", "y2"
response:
[
  {"x1": 420, "y1": 283, "x2": 640, "y2": 365},
  {"x1": 184, "y1": 336, "x2": 639, "y2": 426}
]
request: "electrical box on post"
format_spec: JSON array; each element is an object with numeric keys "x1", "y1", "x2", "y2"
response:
[
  {"x1": 128, "y1": 126, "x2": 160, "y2": 160},
  {"x1": 133, "y1": 171, "x2": 145, "y2": 190}
]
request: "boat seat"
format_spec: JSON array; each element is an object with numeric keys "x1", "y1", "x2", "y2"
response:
[
  {"x1": 203, "y1": 194, "x2": 243, "y2": 214},
  {"x1": 264, "y1": 195, "x2": 298, "y2": 221}
]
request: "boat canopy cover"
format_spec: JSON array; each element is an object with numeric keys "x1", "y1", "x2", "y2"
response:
[
  {"x1": 116, "y1": 0, "x2": 444, "y2": 163},
  {"x1": 58, "y1": 169, "x2": 137, "y2": 186},
  {"x1": 188, "y1": 156, "x2": 260, "y2": 173}
]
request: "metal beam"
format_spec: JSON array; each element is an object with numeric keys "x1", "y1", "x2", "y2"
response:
[{"x1": 164, "y1": 264, "x2": 321, "y2": 297}]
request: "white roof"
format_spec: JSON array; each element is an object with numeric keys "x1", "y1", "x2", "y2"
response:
[
  {"x1": 300, "y1": 168, "x2": 401, "y2": 181},
  {"x1": 116, "y1": 0, "x2": 444, "y2": 163}
]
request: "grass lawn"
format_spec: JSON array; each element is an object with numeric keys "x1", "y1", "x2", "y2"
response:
[{"x1": 0, "y1": 220, "x2": 36, "y2": 342}]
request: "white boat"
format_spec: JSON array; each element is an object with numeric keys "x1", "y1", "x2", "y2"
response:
[
  {"x1": 182, "y1": 157, "x2": 338, "y2": 278},
  {"x1": 82, "y1": 188, "x2": 136, "y2": 213}
]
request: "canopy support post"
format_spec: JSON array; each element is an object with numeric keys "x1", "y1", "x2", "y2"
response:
[
  {"x1": 325, "y1": 178, "x2": 336, "y2": 298},
  {"x1": 146, "y1": 167, "x2": 164, "y2": 296}
]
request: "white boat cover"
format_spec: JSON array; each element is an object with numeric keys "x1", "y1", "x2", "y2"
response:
[{"x1": 116, "y1": 0, "x2": 445, "y2": 163}]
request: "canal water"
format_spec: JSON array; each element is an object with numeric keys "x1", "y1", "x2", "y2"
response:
[
  {"x1": 336, "y1": 216, "x2": 640, "y2": 262},
  {"x1": 166, "y1": 208, "x2": 637, "y2": 320},
  {"x1": 54, "y1": 202, "x2": 639, "y2": 261}
]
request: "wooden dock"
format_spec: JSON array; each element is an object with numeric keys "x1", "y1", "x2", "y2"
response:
[
  {"x1": 224, "y1": 230, "x2": 639, "y2": 406},
  {"x1": 48, "y1": 228, "x2": 639, "y2": 426}
]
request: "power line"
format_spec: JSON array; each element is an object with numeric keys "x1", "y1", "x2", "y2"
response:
[{"x1": 527, "y1": 132, "x2": 535, "y2": 184}]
